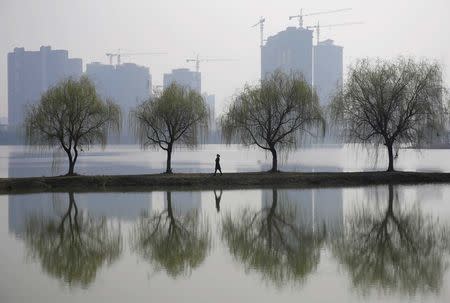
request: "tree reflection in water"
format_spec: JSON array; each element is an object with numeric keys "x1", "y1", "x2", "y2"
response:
[
  {"x1": 221, "y1": 188, "x2": 326, "y2": 288},
  {"x1": 131, "y1": 191, "x2": 211, "y2": 278},
  {"x1": 332, "y1": 184, "x2": 450, "y2": 295},
  {"x1": 24, "y1": 192, "x2": 123, "y2": 288}
]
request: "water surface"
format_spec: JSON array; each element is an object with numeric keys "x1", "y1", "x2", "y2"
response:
[{"x1": 1, "y1": 185, "x2": 450, "y2": 302}]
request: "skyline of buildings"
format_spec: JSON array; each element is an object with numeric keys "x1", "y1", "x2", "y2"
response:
[
  {"x1": 4, "y1": 32, "x2": 342, "y2": 128},
  {"x1": 4, "y1": 46, "x2": 217, "y2": 128}
]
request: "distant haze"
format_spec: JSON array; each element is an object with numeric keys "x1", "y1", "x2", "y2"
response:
[{"x1": 1, "y1": 0, "x2": 449, "y2": 118}]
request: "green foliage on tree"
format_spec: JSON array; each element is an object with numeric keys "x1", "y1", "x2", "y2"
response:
[
  {"x1": 24, "y1": 192, "x2": 123, "y2": 288},
  {"x1": 221, "y1": 189, "x2": 326, "y2": 288},
  {"x1": 131, "y1": 191, "x2": 211, "y2": 277},
  {"x1": 221, "y1": 71, "x2": 324, "y2": 172},
  {"x1": 130, "y1": 83, "x2": 208, "y2": 173},
  {"x1": 24, "y1": 76, "x2": 121, "y2": 175},
  {"x1": 332, "y1": 185, "x2": 450, "y2": 295},
  {"x1": 330, "y1": 57, "x2": 447, "y2": 171}
]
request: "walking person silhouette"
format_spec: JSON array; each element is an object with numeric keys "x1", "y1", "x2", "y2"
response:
[{"x1": 214, "y1": 154, "x2": 222, "y2": 176}]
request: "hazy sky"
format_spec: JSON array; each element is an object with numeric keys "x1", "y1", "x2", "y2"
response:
[{"x1": 1, "y1": 0, "x2": 449, "y2": 118}]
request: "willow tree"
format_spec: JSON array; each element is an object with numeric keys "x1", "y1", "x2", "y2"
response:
[
  {"x1": 221, "y1": 189, "x2": 326, "y2": 287},
  {"x1": 131, "y1": 191, "x2": 210, "y2": 277},
  {"x1": 24, "y1": 192, "x2": 123, "y2": 287},
  {"x1": 24, "y1": 76, "x2": 121, "y2": 175},
  {"x1": 221, "y1": 71, "x2": 324, "y2": 172},
  {"x1": 332, "y1": 185, "x2": 450, "y2": 295},
  {"x1": 330, "y1": 57, "x2": 446, "y2": 172},
  {"x1": 130, "y1": 83, "x2": 208, "y2": 174}
]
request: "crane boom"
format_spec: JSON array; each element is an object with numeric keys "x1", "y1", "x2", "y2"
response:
[
  {"x1": 289, "y1": 8, "x2": 352, "y2": 28},
  {"x1": 186, "y1": 54, "x2": 234, "y2": 73},
  {"x1": 306, "y1": 21, "x2": 363, "y2": 44},
  {"x1": 105, "y1": 50, "x2": 167, "y2": 65}
]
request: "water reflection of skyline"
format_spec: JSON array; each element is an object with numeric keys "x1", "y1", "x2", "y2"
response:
[{"x1": 4, "y1": 184, "x2": 450, "y2": 299}]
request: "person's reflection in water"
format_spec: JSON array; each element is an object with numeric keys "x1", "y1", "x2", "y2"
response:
[
  {"x1": 332, "y1": 184, "x2": 450, "y2": 295},
  {"x1": 221, "y1": 188, "x2": 326, "y2": 288},
  {"x1": 214, "y1": 189, "x2": 223, "y2": 212},
  {"x1": 23, "y1": 192, "x2": 123, "y2": 288},
  {"x1": 131, "y1": 191, "x2": 211, "y2": 278}
]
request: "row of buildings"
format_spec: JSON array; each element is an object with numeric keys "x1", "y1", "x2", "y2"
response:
[
  {"x1": 7, "y1": 46, "x2": 213, "y2": 132},
  {"x1": 7, "y1": 29, "x2": 342, "y2": 132}
]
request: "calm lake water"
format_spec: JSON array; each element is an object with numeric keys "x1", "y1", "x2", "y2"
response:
[
  {"x1": 2, "y1": 143, "x2": 450, "y2": 177},
  {"x1": 2, "y1": 145, "x2": 450, "y2": 302}
]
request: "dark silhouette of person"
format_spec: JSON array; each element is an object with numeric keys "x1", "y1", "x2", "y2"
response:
[
  {"x1": 214, "y1": 189, "x2": 223, "y2": 212},
  {"x1": 214, "y1": 154, "x2": 222, "y2": 176}
]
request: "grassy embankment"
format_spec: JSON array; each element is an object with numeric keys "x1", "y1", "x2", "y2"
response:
[{"x1": 1, "y1": 171, "x2": 450, "y2": 194}]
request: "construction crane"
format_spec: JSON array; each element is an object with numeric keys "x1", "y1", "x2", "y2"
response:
[
  {"x1": 289, "y1": 8, "x2": 352, "y2": 28},
  {"x1": 306, "y1": 21, "x2": 363, "y2": 44},
  {"x1": 186, "y1": 54, "x2": 234, "y2": 73},
  {"x1": 105, "y1": 50, "x2": 167, "y2": 65},
  {"x1": 251, "y1": 16, "x2": 266, "y2": 48}
]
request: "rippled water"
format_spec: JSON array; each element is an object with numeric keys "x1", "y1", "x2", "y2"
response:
[{"x1": 2, "y1": 145, "x2": 450, "y2": 302}]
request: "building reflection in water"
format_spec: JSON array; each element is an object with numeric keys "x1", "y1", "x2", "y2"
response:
[
  {"x1": 221, "y1": 187, "x2": 336, "y2": 288},
  {"x1": 131, "y1": 191, "x2": 210, "y2": 278},
  {"x1": 332, "y1": 184, "x2": 450, "y2": 295},
  {"x1": 9, "y1": 192, "x2": 152, "y2": 236},
  {"x1": 261, "y1": 187, "x2": 343, "y2": 236},
  {"x1": 21, "y1": 192, "x2": 123, "y2": 288}
]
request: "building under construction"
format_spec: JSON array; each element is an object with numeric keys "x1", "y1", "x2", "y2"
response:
[
  {"x1": 261, "y1": 27, "x2": 314, "y2": 85},
  {"x1": 163, "y1": 68, "x2": 201, "y2": 93},
  {"x1": 86, "y1": 62, "x2": 151, "y2": 113}
]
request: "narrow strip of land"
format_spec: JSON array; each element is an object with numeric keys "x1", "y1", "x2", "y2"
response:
[{"x1": 1, "y1": 171, "x2": 450, "y2": 194}]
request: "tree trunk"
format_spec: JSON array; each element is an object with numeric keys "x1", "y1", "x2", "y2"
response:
[
  {"x1": 167, "y1": 191, "x2": 173, "y2": 218},
  {"x1": 269, "y1": 146, "x2": 278, "y2": 172},
  {"x1": 386, "y1": 143, "x2": 395, "y2": 172},
  {"x1": 166, "y1": 143, "x2": 173, "y2": 174},
  {"x1": 387, "y1": 184, "x2": 394, "y2": 214},
  {"x1": 66, "y1": 149, "x2": 75, "y2": 176}
]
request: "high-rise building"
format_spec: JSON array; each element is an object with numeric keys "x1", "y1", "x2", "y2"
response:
[
  {"x1": 261, "y1": 27, "x2": 313, "y2": 84},
  {"x1": 314, "y1": 39, "x2": 343, "y2": 106},
  {"x1": 203, "y1": 93, "x2": 216, "y2": 129},
  {"x1": 86, "y1": 62, "x2": 151, "y2": 141},
  {"x1": 86, "y1": 62, "x2": 151, "y2": 114},
  {"x1": 163, "y1": 68, "x2": 201, "y2": 93},
  {"x1": 7, "y1": 46, "x2": 82, "y2": 126}
]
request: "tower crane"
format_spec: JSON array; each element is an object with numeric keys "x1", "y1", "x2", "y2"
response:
[
  {"x1": 306, "y1": 21, "x2": 363, "y2": 44},
  {"x1": 289, "y1": 8, "x2": 352, "y2": 28},
  {"x1": 251, "y1": 16, "x2": 266, "y2": 48},
  {"x1": 186, "y1": 54, "x2": 234, "y2": 73},
  {"x1": 105, "y1": 50, "x2": 167, "y2": 65}
]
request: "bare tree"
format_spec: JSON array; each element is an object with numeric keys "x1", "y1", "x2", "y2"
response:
[
  {"x1": 130, "y1": 83, "x2": 208, "y2": 174},
  {"x1": 24, "y1": 76, "x2": 121, "y2": 175},
  {"x1": 330, "y1": 57, "x2": 446, "y2": 172},
  {"x1": 221, "y1": 71, "x2": 324, "y2": 172}
]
